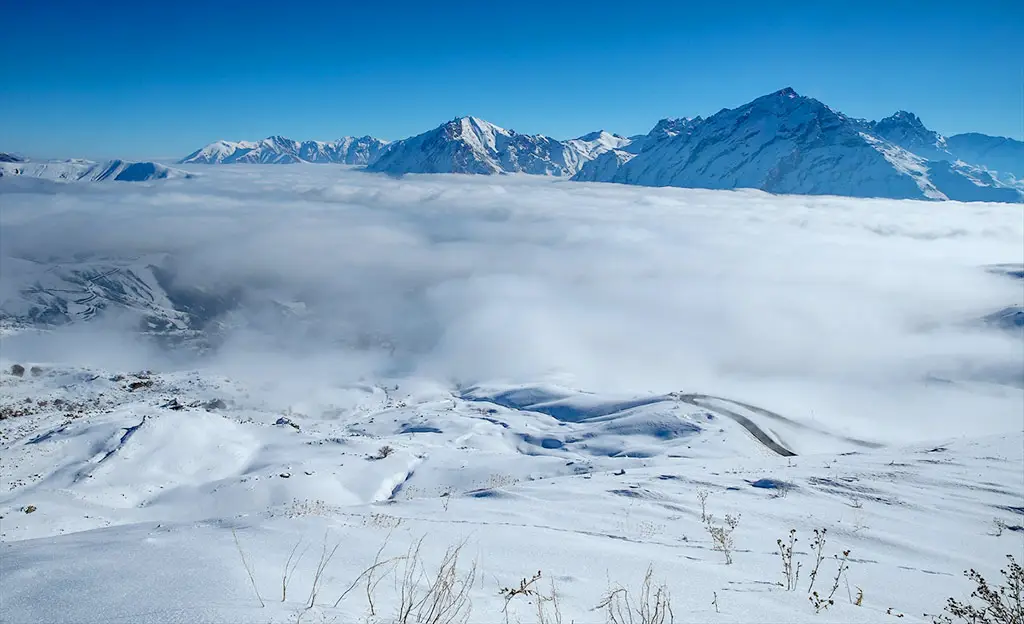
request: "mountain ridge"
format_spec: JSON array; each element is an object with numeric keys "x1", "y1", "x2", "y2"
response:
[
  {"x1": 160, "y1": 88, "x2": 1021, "y2": 202},
  {"x1": 180, "y1": 135, "x2": 389, "y2": 165},
  {"x1": 573, "y1": 88, "x2": 1021, "y2": 202}
]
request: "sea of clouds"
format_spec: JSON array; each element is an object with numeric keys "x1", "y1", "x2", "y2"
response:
[{"x1": 1, "y1": 165, "x2": 1021, "y2": 443}]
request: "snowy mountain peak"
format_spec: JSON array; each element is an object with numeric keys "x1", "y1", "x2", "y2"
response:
[
  {"x1": 772, "y1": 86, "x2": 800, "y2": 99},
  {"x1": 574, "y1": 130, "x2": 624, "y2": 142},
  {"x1": 368, "y1": 117, "x2": 631, "y2": 177},
  {"x1": 870, "y1": 111, "x2": 951, "y2": 161},
  {"x1": 885, "y1": 110, "x2": 925, "y2": 126},
  {"x1": 576, "y1": 88, "x2": 1021, "y2": 203},
  {"x1": 180, "y1": 135, "x2": 389, "y2": 165}
]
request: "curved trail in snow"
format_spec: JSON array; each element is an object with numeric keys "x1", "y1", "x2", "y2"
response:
[
  {"x1": 673, "y1": 394, "x2": 797, "y2": 457},
  {"x1": 676, "y1": 393, "x2": 883, "y2": 452}
]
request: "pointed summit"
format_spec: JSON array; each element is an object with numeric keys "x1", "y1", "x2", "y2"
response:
[
  {"x1": 871, "y1": 111, "x2": 950, "y2": 161},
  {"x1": 879, "y1": 110, "x2": 926, "y2": 128}
]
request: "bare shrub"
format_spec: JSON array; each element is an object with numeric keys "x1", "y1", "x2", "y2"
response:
[
  {"x1": 368, "y1": 445, "x2": 395, "y2": 461},
  {"x1": 809, "y1": 549, "x2": 851, "y2": 613},
  {"x1": 395, "y1": 537, "x2": 477, "y2": 624},
  {"x1": 934, "y1": 555, "x2": 1023, "y2": 624},
  {"x1": 705, "y1": 514, "x2": 740, "y2": 565},
  {"x1": 500, "y1": 571, "x2": 542, "y2": 622},
  {"x1": 696, "y1": 488, "x2": 710, "y2": 523},
  {"x1": 498, "y1": 571, "x2": 562, "y2": 623},
  {"x1": 595, "y1": 565, "x2": 673, "y2": 624}
]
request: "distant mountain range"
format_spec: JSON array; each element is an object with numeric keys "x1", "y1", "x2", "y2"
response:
[
  {"x1": 177, "y1": 88, "x2": 1022, "y2": 202},
  {"x1": 4, "y1": 89, "x2": 1020, "y2": 200},
  {"x1": 180, "y1": 135, "x2": 389, "y2": 165},
  {"x1": 0, "y1": 158, "x2": 192, "y2": 182}
]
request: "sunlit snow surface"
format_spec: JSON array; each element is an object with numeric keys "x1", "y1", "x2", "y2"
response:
[{"x1": 1, "y1": 166, "x2": 1022, "y2": 623}]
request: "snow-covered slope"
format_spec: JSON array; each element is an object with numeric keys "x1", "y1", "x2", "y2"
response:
[
  {"x1": 0, "y1": 152, "x2": 24, "y2": 163},
  {"x1": 367, "y1": 117, "x2": 627, "y2": 176},
  {"x1": 581, "y1": 88, "x2": 1021, "y2": 202},
  {"x1": 181, "y1": 135, "x2": 389, "y2": 165},
  {"x1": 573, "y1": 118, "x2": 703, "y2": 182},
  {"x1": 869, "y1": 114, "x2": 1023, "y2": 191},
  {"x1": 1, "y1": 365, "x2": 1021, "y2": 624},
  {"x1": 572, "y1": 148, "x2": 638, "y2": 181},
  {"x1": 0, "y1": 159, "x2": 192, "y2": 182},
  {"x1": 0, "y1": 256, "x2": 215, "y2": 336},
  {"x1": 946, "y1": 132, "x2": 1024, "y2": 180}
]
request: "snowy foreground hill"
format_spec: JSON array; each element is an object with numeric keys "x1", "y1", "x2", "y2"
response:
[
  {"x1": 1, "y1": 167, "x2": 1022, "y2": 623},
  {"x1": 0, "y1": 158, "x2": 192, "y2": 182},
  {"x1": 180, "y1": 88, "x2": 1023, "y2": 203}
]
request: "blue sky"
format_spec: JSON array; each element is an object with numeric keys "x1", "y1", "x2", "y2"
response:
[{"x1": 1, "y1": 0, "x2": 1021, "y2": 160}]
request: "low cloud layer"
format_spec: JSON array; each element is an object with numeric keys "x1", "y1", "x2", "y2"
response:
[{"x1": 1, "y1": 167, "x2": 1021, "y2": 442}]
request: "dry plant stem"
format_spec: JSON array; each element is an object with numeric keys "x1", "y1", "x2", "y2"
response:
[
  {"x1": 696, "y1": 489, "x2": 710, "y2": 523},
  {"x1": 396, "y1": 537, "x2": 476, "y2": 624},
  {"x1": 595, "y1": 566, "x2": 673, "y2": 624},
  {"x1": 283, "y1": 538, "x2": 309, "y2": 602},
  {"x1": 807, "y1": 528, "x2": 827, "y2": 594},
  {"x1": 828, "y1": 550, "x2": 851, "y2": 604},
  {"x1": 330, "y1": 531, "x2": 401, "y2": 609},
  {"x1": 306, "y1": 531, "x2": 341, "y2": 609},
  {"x1": 232, "y1": 528, "x2": 265, "y2": 608},
  {"x1": 777, "y1": 529, "x2": 801, "y2": 591}
]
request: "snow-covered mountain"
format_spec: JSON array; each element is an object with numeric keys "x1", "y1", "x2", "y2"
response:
[
  {"x1": 575, "y1": 88, "x2": 1022, "y2": 202},
  {"x1": 174, "y1": 90, "x2": 1020, "y2": 201},
  {"x1": 0, "y1": 152, "x2": 24, "y2": 163},
  {"x1": 0, "y1": 158, "x2": 192, "y2": 182},
  {"x1": 573, "y1": 117, "x2": 702, "y2": 182},
  {"x1": 0, "y1": 256, "x2": 218, "y2": 335},
  {"x1": 180, "y1": 135, "x2": 389, "y2": 165},
  {"x1": 367, "y1": 117, "x2": 630, "y2": 176},
  {"x1": 867, "y1": 110, "x2": 953, "y2": 162},
  {"x1": 945, "y1": 132, "x2": 1024, "y2": 181}
]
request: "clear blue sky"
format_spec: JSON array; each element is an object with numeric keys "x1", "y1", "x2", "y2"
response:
[{"x1": 1, "y1": 0, "x2": 1021, "y2": 160}]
